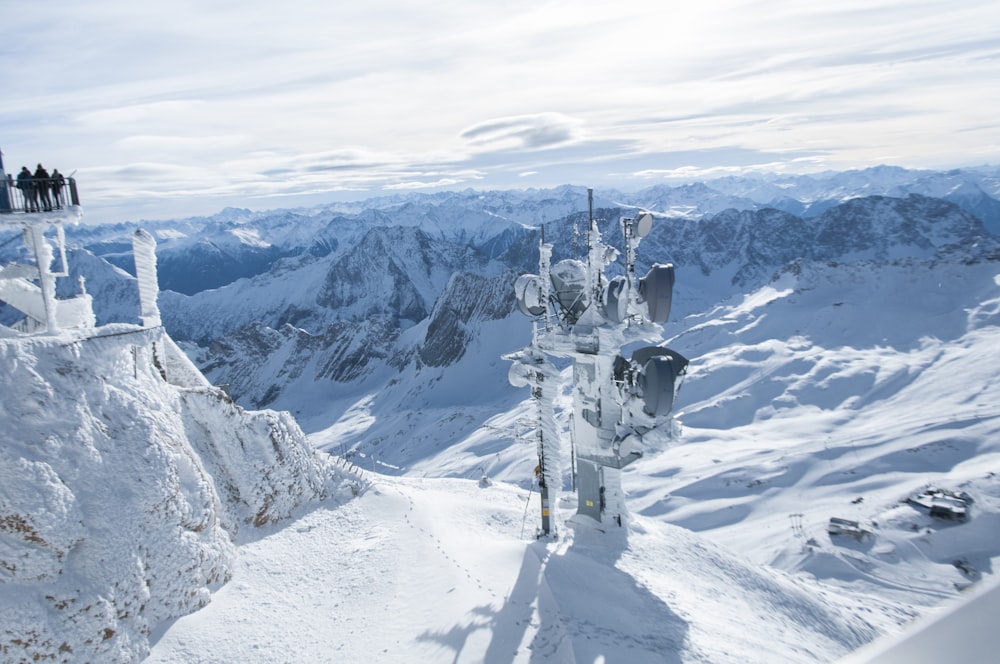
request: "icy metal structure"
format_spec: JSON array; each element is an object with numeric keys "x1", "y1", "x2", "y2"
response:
[
  {"x1": 0, "y1": 173, "x2": 162, "y2": 334},
  {"x1": 0, "y1": 201, "x2": 94, "y2": 334},
  {"x1": 506, "y1": 190, "x2": 687, "y2": 536}
]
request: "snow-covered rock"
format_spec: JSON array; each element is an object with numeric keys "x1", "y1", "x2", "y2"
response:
[{"x1": 0, "y1": 325, "x2": 360, "y2": 662}]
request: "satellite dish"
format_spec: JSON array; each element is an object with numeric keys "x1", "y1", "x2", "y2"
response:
[
  {"x1": 514, "y1": 274, "x2": 546, "y2": 317},
  {"x1": 640, "y1": 357, "x2": 677, "y2": 417},
  {"x1": 633, "y1": 347, "x2": 688, "y2": 417},
  {"x1": 602, "y1": 275, "x2": 628, "y2": 324},
  {"x1": 638, "y1": 263, "x2": 675, "y2": 323},
  {"x1": 635, "y1": 212, "x2": 653, "y2": 238},
  {"x1": 632, "y1": 346, "x2": 689, "y2": 374},
  {"x1": 549, "y1": 259, "x2": 590, "y2": 323}
]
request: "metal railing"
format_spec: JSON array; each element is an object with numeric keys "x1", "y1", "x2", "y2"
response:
[{"x1": 0, "y1": 175, "x2": 80, "y2": 213}]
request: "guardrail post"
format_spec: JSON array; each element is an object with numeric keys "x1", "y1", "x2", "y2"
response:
[{"x1": 0, "y1": 174, "x2": 11, "y2": 213}]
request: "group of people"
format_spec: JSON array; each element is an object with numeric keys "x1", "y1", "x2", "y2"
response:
[{"x1": 16, "y1": 164, "x2": 66, "y2": 212}]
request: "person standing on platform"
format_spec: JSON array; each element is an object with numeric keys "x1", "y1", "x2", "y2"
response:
[
  {"x1": 34, "y1": 164, "x2": 52, "y2": 211},
  {"x1": 17, "y1": 166, "x2": 37, "y2": 212},
  {"x1": 51, "y1": 169, "x2": 65, "y2": 209}
]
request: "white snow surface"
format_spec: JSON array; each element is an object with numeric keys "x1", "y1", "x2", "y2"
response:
[
  {"x1": 4, "y1": 198, "x2": 1000, "y2": 661},
  {"x1": 146, "y1": 477, "x2": 887, "y2": 664},
  {"x1": 145, "y1": 257, "x2": 1000, "y2": 662}
]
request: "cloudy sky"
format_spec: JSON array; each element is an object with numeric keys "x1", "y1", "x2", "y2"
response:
[{"x1": 4, "y1": 0, "x2": 999, "y2": 223}]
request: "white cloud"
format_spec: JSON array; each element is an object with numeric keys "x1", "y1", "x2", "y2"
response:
[
  {"x1": 3, "y1": 0, "x2": 999, "y2": 222},
  {"x1": 460, "y1": 113, "x2": 583, "y2": 151}
]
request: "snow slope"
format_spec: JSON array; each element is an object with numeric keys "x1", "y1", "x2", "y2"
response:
[
  {"x1": 145, "y1": 256, "x2": 1000, "y2": 663},
  {"x1": 841, "y1": 574, "x2": 1000, "y2": 663},
  {"x1": 6, "y1": 175, "x2": 1000, "y2": 662},
  {"x1": 147, "y1": 477, "x2": 897, "y2": 664}
]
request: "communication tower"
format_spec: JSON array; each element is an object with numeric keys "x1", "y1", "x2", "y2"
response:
[{"x1": 505, "y1": 189, "x2": 687, "y2": 536}]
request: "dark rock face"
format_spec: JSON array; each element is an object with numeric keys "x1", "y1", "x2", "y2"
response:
[
  {"x1": 316, "y1": 226, "x2": 488, "y2": 326},
  {"x1": 317, "y1": 319, "x2": 404, "y2": 383},
  {"x1": 639, "y1": 194, "x2": 994, "y2": 286},
  {"x1": 419, "y1": 271, "x2": 517, "y2": 368}
]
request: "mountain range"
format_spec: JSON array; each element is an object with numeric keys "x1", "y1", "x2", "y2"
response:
[{"x1": 2, "y1": 164, "x2": 1000, "y2": 661}]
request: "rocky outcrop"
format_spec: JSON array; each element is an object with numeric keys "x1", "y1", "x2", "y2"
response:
[
  {"x1": 317, "y1": 226, "x2": 491, "y2": 326},
  {"x1": 0, "y1": 327, "x2": 359, "y2": 662},
  {"x1": 641, "y1": 194, "x2": 996, "y2": 286},
  {"x1": 419, "y1": 270, "x2": 517, "y2": 367}
]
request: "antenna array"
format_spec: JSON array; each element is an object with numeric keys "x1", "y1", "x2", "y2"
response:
[{"x1": 505, "y1": 189, "x2": 688, "y2": 536}]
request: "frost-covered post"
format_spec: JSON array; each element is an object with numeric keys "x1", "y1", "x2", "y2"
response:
[
  {"x1": 507, "y1": 349, "x2": 562, "y2": 537},
  {"x1": 25, "y1": 223, "x2": 59, "y2": 333},
  {"x1": 132, "y1": 228, "x2": 162, "y2": 328}
]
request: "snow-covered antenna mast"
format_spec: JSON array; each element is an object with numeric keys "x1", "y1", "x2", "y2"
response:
[{"x1": 505, "y1": 190, "x2": 688, "y2": 537}]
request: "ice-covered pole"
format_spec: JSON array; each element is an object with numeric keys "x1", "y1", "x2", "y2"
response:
[
  {"x1": 536, "y1": 238, "x2": 552, "y2": 338},
  {"x1": 26, "y1": 223, "x2": 59, "y2": 333},
  {"x1": 534, "y1": 355, "x2": 563, "y2": 537},
  {"x1": 132, "y1": 228, "x2": 161, "y2": 327},
  {"x1": 508, "y1": 351, "x2": 563, "y2": 537}
]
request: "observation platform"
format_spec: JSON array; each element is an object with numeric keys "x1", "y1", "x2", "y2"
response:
[
  {"x1": 1, "y1": 174, "x2": 82, "y2": 224},
  {"x1": 0, "y1": 173, "x2": 88, "y2": 334}
]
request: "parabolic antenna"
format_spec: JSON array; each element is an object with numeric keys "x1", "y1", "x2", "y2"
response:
[
  {"x1": 514, "y1": 274, "x2": 546, "y2": 317},
  {"x1": 549, "y1": 259, "x2": 590, "y2": 323},
  {"x1": 638, "y1": 263, "x2": 675, "y2": 323},
  {"x1": 601, "y1": 275, "x2": 628, "y2": 324},
  {"x1": 633, "y1": 346, "x2": 689, "y2": 417},
  {"x1": 635, "y1": 212, "x2": 653, "y2": 238},
  {"x1": 632, "y1": 346, "x2": 689, "y2": 373}
]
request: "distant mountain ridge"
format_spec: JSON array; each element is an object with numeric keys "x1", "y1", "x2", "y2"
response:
[
  {"x1": 16, "y1": 164, "x2": 996, "y2": 301},
  {"x1": 161, "y1": 191, "x2": 997, "y2": 432},
  {"x1": 1, "y1": 165, "x2": 997, "y2": 425}
]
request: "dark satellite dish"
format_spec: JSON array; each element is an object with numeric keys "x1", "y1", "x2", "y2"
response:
[
  {"x1": 633, "y1": 346, "x2": 689, "y2": 417},
  {"x1": 601, "y1": 275, "x2": 628, "y2": 324},
  {"x1": 632, "y1": 346, "x2": 689, "y2": 375},
  {"x1": 635, "y1": 212, "x2": 653, "y2": 238},
  {"x1": 514, "y1": 274, "x2": 546, "y2": 317},
  {"x1": 638, "y1": 263, "x2": 675, "y2": 323},
  {"x1": 549, "y1": 259, "x2": 589, "y2": 323}
]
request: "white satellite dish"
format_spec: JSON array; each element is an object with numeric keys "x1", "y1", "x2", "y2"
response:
[
  {"x1": 514, "y1": 274, "x2": 546, "y2": 317},
  {"x1": 549, "y1": 259, "x2": 590, "y2": 323},
  {"x1": 602, "y1": 275, "x2": 628, "y2": 324},
  {"x1": 635, "y1": 212, "x2": 653, "y2": 238}
]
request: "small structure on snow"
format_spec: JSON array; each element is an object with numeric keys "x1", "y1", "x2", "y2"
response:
[
  {"x1": 828, "y1": 517, "x2": 871, "y2": 541},
  {"x1": 906, "y1": 487, "x2": 972, "y2": 522}
]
